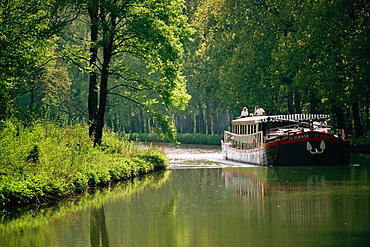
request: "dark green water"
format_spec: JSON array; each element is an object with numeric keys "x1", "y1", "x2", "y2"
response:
[{"x1": 1, "y1": 145, "x2": 369, "y2": 247}]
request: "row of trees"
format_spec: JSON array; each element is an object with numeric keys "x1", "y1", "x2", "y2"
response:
[
  {"x1": 1, "y1": 0, "x2": 369, "y2": 142},
  {"x1": 181, "y1": 0, "x2": 370, "y2": 137}
]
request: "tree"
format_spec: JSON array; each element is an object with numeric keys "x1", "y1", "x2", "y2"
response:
[
  {"x1": 64, "y1": 0, "x2": 192, "y2": 145},
  {"x1": 181, "y1": 0, "x2": 370, "y2": 137},
  {"x1": 0, "y1": 0, "x2": 74, "y2": 121}
]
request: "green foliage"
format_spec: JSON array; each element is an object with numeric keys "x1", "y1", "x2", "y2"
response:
[
  {"x1": 60, "y1": 0, "x2": 193, "y2": 145},
  {"x1": 136, "y1": 148, "x2": 169, "y2": 170},
  {"x1": 182, "y1": 0, "x2": 370, "y2": 137},
  {"x1": 128, "y1": 132, "x2": 222, "y2": 145},
  {"x1": 349, "y1": 137, "x2": 370, "y2": 154},
  {"x1": 0, "y1": 120, "x2": 168, "y2": 206},
  {"x1": 176, "y1": 133, "x2": 222, "y2": 145},
  {"x1": 0, "y1": 0, "x2": 65, "y2": 120},
  {"x1": 2, "y1": 0, "x2": 369, "y2": 149}
]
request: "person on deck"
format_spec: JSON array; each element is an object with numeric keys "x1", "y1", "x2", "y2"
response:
[
  {"x1": 238, "y1": 107, "x2": 249, "y2": 118},
  {"x1": 254, "y1": 105, "x2": 265, "y2": 116}
]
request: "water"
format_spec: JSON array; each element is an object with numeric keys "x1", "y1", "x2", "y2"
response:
[{"x1": 1, "y1": 144, "x2": 370, "y2": 247}]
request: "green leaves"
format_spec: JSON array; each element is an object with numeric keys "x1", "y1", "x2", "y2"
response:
[
  {"x1": 0, "y1": 0, "x2": 69, "y2": 120},
  {"x1": 0, "y1": 120, "x2": 168, "y2": 206},
  {"x1": 75, "y1": 0, "x2": 192, "y2": 144},
  {"x1": 183, "y1": 0, "x2": 370, "y2": 136}
]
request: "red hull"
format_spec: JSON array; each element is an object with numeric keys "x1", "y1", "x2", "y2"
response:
[
  {"x1": 264, "y1": 131, "x2": 350, "y2": 166},
  {"x1": 222, "y1": 131, "x2": 350, "y2": 166}
]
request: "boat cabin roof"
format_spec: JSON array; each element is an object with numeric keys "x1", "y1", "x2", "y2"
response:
[
  {"x1": 232, "y1": 114, "x2": 330, "y2": 125},
  {"x1": 232, "y1": 116, "x2": 269, "y2": 124}
]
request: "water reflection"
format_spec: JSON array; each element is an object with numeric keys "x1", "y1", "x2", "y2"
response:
[
  {"x1": 221, "y1": 166, "x2": 370, "y2": 246},
  {"x1": 1, "y1": 145, "x2": 370, "y2": 247},
  {"x1": 222, "y1": 166, "x2": 364, "y2": 197},
  {"x1": 90, "y1": 206, "x2": 109, "y2": 247},
  {"x1": 0, "y1": 171, "x2": 170, "y2": 247}
]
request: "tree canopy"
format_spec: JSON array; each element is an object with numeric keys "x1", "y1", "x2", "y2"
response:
[
  {"x1": 1, "y1": 0, "x2": 369, "y2": 140},
  {"x1": 182, "y1": 0, "x2": 370, "y2": 137},
  {"x1": 62, "y1": 0, "x2": 192, "y2": 144}
]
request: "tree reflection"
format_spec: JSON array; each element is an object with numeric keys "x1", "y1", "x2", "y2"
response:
[{"x1": 90, "y1": 206, "x2": 109, "y2": 247}]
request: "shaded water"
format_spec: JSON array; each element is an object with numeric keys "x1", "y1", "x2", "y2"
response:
[{"x1": 1, "y1": 144, "x2": 370, "y2": 247}]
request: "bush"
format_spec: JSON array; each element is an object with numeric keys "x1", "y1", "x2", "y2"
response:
[{"x1": 0, "y1": 120, "x2": 168, "y2": 206}]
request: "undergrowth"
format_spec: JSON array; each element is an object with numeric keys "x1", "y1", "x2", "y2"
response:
[{"x1": 0, "y1": 120, "x2": 168, "y2": 206}]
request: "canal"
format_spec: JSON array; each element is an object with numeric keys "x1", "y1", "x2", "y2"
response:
[{"x1": 1, "y1": 144, "x2": 370, "y2": 246}]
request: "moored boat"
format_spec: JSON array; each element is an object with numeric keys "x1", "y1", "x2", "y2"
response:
[{"x1": 221, "y1": 114, "x2": 350, "y2": 166}]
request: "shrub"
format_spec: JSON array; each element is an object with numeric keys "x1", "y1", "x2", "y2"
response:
[{"x1": 0, "y1": 120, "x2": 168, "y2": 206}]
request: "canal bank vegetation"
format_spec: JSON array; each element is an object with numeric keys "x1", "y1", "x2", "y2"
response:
[
  {"x1": 129, "y1": 132, "x2": 370, "y2": 154},
  {"x1": 1, "y1": 0, "x2": 370, "y2": 207},
  {"x1": 0, "y1": 120, "x2": 168, "y2": 206},
  {"x1": 129, "y1": 132, "x2": 223, "y2": 145},
  {"x1": 0, "y1": 0, "x2": 189, "y2": 206}
]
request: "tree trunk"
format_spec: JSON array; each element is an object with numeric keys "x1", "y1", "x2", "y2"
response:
[
  {"x1": 88, "y1": 2, "x2": 99, "y2": 138},
  {"x1": 287, "y1": 90, "x2": 294, "y2": 113},
  {"x1": 309, "y1": 91, "x2": 319, "y2": 113},
  {"x1": 333, "y1": 106, "x2": 345, "y2": 129},
  {"x1": 352, "y1": 102, "x2": 363, "y2": 138},
  {"x1": 197, "y1": 106, "x2": 206, "y2": 133},
  {"x1": 283, "y1": 77, "x2": 294, "y2": 113},
  {"x1": 205, "y1": 102, "x2": 212, "y2": 134},
  {"x1": 94, "y1": 35, "x2": 113, "y2": 146},
  {"x1": 366, "y1": 103, "x2": 369, "y2": 134},
  {"x1": 294, "y1": 91, "x2": 301, "y2": 113},
  {"x1": 184, "y1": 114, "x2": 194, "y2": 133}
]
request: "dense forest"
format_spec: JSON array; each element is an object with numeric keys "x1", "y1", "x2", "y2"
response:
[{"x1": 1, "y1": 0, "x2": 369, "y2": 142}]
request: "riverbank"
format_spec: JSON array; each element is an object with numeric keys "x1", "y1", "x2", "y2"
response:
[
  {"x1": 129, "y1": 132, "x2": 370, "y2": 153},
  {"x1": 129, "y1": 132, "x2": 223, "y2": 145},
  {"x1": 0, "y1": 121, "x2": 168, "y2": 206}
]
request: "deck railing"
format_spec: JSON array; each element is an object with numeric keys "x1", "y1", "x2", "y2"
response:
[{"x1": 224, "y1": 131, "x2": 263, "y2": 150}]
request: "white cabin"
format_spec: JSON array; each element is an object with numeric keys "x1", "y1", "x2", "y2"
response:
[{"x1": 224, "y1": 114, "x2": 331, "y2": 150}]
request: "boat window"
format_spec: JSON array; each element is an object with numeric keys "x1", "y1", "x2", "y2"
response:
[{"x1": 232, "y1": 122, "x2": 260, "y2": 135}]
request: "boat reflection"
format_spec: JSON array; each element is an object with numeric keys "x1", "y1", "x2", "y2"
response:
[
  {"x1": 221, "y1": 165, "x2": 370, "y2": 237},
  {"x1": 221, "y1": 166, "x2": 353, "y2": 198}
]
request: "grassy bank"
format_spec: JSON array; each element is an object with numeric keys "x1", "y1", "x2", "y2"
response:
[
  {"x1": 129, "y1": 132, "x2": 223, "y2": 145},
  {"x1": 0, "y1": 120, "x2": 168, "y2": 206}
]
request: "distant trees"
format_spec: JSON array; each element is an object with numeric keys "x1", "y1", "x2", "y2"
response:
[
  {"x1": 0, "y1": 0, "x2": 65, "y2": 120},
  {"x1": 1, "y1": 0, "x2": 369, "y2": 140},
  {"x1": 180, "y1": 0, "x2": 370, "y2": 137}
]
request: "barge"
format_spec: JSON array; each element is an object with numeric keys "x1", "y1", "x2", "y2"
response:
[{"x1": 221, "y1": 114, "x2": 350, "y2": 166}]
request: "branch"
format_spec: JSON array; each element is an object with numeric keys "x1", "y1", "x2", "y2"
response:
[
  {"x1": 108, "y1": 92, "x2": 154, "y2": 114},
  {"x1": 107, "y1": 73, "x2": 154, "y2": 93},
  {"x1": 112, "y1": 34, "x2": 138, "y2": 52},
  {"x1": 107, "y1": 83, "x2": 141, "y2": 93}
]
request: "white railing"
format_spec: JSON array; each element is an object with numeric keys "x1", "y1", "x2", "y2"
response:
[
  {"x1": 259, "y1": 114, "x2": 330, "y2": 123},
  {"x1": 224, "y1": 130, "x2": 263, "y2": 150}
]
